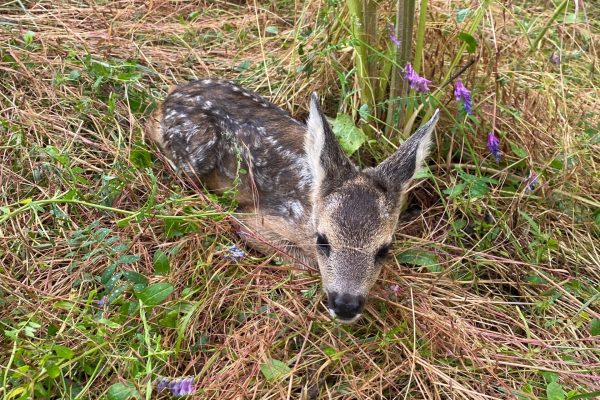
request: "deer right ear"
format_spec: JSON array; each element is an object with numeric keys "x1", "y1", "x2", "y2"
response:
[
  {"x1": 305, "y1": 93, "x2": 356, "y2": 195},
  {"x1": 371, "y1": 109, "x2": 439, "y2": 197}
]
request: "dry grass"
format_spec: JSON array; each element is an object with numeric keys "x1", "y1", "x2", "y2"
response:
[{"x1": 0, "y1": 0, "x2": 598, "y2": 399}]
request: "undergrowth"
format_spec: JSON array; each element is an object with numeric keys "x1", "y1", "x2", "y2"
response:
[{"x1": 0, "y1": 1, "x2": 598, "y2": 399}]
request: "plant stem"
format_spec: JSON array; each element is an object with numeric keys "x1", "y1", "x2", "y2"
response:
[
  {"x1": 384, "y1": 0, "x2": 416, "y2": 137},
  {"x1": 346, "y1": 0, "x2": 376, "y2": 138},
  {"x1": 529, "y1": 0, "x2": 568, "y2": 53}
]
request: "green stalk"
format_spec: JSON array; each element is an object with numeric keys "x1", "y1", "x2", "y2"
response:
[
  {"x1": 0, "y1": 196, "x2": 224, "y2": 225},
  {"x1": 403, "y1": 0, "x2": 429, "y2": 128},
  {"x1": 346, "y1": 0, "x2": 376, "y2": 138},
  {"x1": 529, "y1": 0, "x2": 568, "y2": 53},
  {"x1": 384, "y1": 0, "x2": 416, "y2": 137}
]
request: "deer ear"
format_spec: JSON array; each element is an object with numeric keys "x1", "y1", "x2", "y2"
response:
[
  {"x1": 305, "y1": 93, "x2": 356, "y2": 195},
  {"x1": 372, "y1": 109, "x2": 439, "y2": 195}
]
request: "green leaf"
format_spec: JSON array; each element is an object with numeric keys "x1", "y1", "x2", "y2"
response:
[
  {"x1": 130, "y1": 148, "x2": 153, "y2": 169},
  {"x1": 134, "y1": 283, "x2": 174, "y2": 306},
  {"x1": 265, "y1": 26, "x2": 279, "y2": 35},
  {"x1": 547, "y1": 382, "x2": 565, "y2": 400},
  {"x1": 458, "y1": 32, "x2": 477, "y2": 53},
  {"x1": 68, "y1": 69, "x2": 81, "y2": 81},
  {"x1": 260, "y1": 359, "x2": 291, "y2": 382},
  {"x1": 358, "y1": 104, "x2": 370, "y2": 120},
  {"x1": 323, "y1": 347, "x2": 342, "y2": 361},
  {"x1": 122, "y1": 271, "x2": 149, "y2": 286},
  {"x1": 106, "y1": 382, "x2": 139, "y2": 400},
  {"x1": 456, "y1": 9, "x2": 470, "y2": 23},
  {"x1": 330, "y1": 114, "x2": 367, "y2": 156},
  {"x1": 153, "y1": 250, "x2": 170, "y2": 275},
  {"x1": 443, "y1": 183, "x2": 465, "y2": 199},
  {"x1": 563, "y1": 13, "x2": 582, "y2": 24},
  {"x1": 117, "y1": 255, "x2": 140, "y2": 264},
  {"x1": 542, "y1": 371, "x2": 560, "y2": 383},
  {"x1": 53, "y1": 345, "x2": 74, "y2": 360},
  {"x1": 23, "y1": 31, "x2": 35, "y2": 45},
  {"x1": 591, "y1": 318, "x2": 600, "y2": 336},
  {"x1": 159, "y1": 310, "x2": 178, "y2": 328},
  {"x1": 45, "y1": 362, "x2": 60, "y2": 379},
  {"x1": 396, "y1": 250, "x2": 441, "y2": 272},
  {"x1": 510, "y1": 143, "x2": 528, "y2": 158},
  {"x1": 235, "y1": 60, "x2": 252, "y2": 72}
]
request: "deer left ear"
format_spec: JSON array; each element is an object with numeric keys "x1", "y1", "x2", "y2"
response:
[
  {"x1": 371, "y1": 109, "x2": 439, "y2": 195},
  {"x1": 305, "y1": 93, "x2": 356, "y2": 195}
]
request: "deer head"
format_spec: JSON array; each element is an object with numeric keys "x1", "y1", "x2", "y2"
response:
[{"x1": 305, "y1": 94, "x2": 439, "y2": 323}]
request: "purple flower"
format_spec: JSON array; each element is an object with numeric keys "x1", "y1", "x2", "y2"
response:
[
  {"x1": 487, "y1": 132, "x2": 501, "y2": 162},
  {"x1": 403, "y1": 63, "x2": 431, "y2": 92},
  {"x1": 156, "y1": 377, "x2": 195, "y2": 397},
  {"x1": 388, "y1": 24, "x2": 401, "y2": 48},
  {"x1": 524, "y1": 171, "x2": 539, "y2": 193},
  {"x1": 170, "y1": 378, "x2": 195, "y2": 396},
  {"x1": 156, "y1": 378, "x2": 169, "y2": 391},
  {"x1": 389, "y1": 284, "x2": 401, "y2": 296},
  {"x1": 226, "y1": 245, "x2": 245, "y2": 259},
  {"x1": 454, "y1": 79, "x2": 472, "y2": 115},
  {"x1": 549, "y1": 52, "x2": 561, "y2": 65},
  {"x1": 97, "y1": 296, "x2": 108, "y2": 307}
]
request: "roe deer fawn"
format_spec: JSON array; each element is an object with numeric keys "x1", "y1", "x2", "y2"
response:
[{"x1": 146, "y1": 79, "x2": 439, "y2": 323}]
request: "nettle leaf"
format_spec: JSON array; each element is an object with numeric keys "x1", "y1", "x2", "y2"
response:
[
  {"x1": 106, "y1": 382, "x2": 140, "y2": 400},
  {"x1": 396, "y1": 249, "x2": 442, "y2": 272},
  {"x1": 330, "y1": 114, "x2": 367, "y2": 156},
  {"x1": 260, "y1": 359, "x2": 291, "y2": 382},
  {"x1": 458, "y1": 32, "x2": 477, "y2": 53},
  {"x1": 134, "y1": 283, "x2": 174, "y2": 306}
]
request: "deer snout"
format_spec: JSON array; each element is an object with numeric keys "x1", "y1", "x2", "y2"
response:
[{"x1": 327, "y1": 292, "x2": 365, "y2": 323}]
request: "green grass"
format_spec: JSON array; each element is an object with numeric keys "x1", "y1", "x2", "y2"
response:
[{"x1": 1, "y1": 0, "x2": 599, "y2": 399}]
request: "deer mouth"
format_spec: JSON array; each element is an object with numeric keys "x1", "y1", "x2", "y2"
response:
[{"x1": 327, "y1": 308, "x2": 363, "y2": 324}]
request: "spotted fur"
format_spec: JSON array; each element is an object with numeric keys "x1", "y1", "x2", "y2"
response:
[{"x1": 146, "y1": 79, "x2": 440, "y2": 323}]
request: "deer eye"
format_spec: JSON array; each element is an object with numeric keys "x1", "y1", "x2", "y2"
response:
[
  {"x1": 316, "y1": 233, "x2": 330, "y2": 257},
  {"x1": 375, "y1": 244, "x2": 391, "y2": 261}
]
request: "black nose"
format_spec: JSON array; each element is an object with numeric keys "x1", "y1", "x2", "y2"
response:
[{"x1": 327, "y1": 292, "x2": 365, "y2": 320}]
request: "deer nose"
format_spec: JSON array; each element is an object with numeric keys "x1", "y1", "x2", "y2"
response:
[{"x1": 327, "y1": 292, "x2": 365, "y2": 322}]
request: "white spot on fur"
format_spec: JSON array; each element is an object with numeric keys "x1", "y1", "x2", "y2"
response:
[
  {"x1": 202, "y1": 79, "x2": 212, "y2": 84},
  {"x1": 202, "y1": 101, "x2": 213, "y2": 110},
  {"x1": 288, "y1": 200, "x2": 304, "y2": 218},
  {"x1": 166, "y1": 110, "x2": 178, "y2": 121},
  {"x1": 231, "y1": 86, "x2": 241, "y2": 92}
]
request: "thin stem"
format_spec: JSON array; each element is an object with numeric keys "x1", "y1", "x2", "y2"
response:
[
  {"x1": 0, "y1": 197, "x2": 224, "y2": 225},
  {"x1": 529, "y1": 0, "x2": 568, "y2": 53}
]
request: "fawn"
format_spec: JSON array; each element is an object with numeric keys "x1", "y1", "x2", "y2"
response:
[{"x1": 146, "y1": 79, "x2": 439, "y2": 323}]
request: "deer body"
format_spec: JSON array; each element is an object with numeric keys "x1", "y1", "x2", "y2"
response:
[{"x1": 147, "y1": 79, "x2": 439, "y2": 323}]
